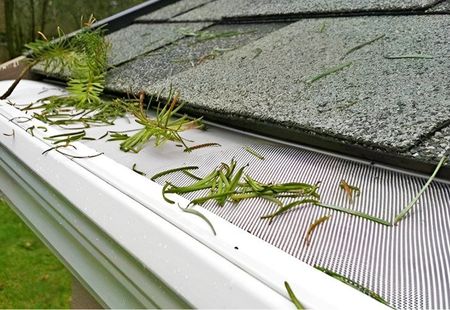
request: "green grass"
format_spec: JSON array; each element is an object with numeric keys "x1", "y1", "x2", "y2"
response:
[{"x1": 0, "y1": 198, "x2": 71, "y2": 308}]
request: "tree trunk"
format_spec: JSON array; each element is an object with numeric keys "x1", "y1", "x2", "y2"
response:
[
  {"x1": 40, "y1": 0, "x2": 49, "y2": 33},
  {"x1": 29, "y1": 0, "x2": 35, "y2": 41},
  {"x1": 4, "y1": 0, "x2": 15, "y2": 58}
]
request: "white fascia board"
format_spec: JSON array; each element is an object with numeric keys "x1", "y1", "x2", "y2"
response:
[
  {"x1": 0, "y1": 145, "x2": 169, "y2": 308},
  {"x1": 0, "y1": 80, "x2": 387, "y2": 309}
]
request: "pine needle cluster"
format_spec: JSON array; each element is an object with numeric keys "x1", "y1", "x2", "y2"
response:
[
  {"x1": 2, "y1": 16, "x2": 109, "y2": 110},
  {"x1": 7, "y1": 17, "x2": 128, "y2": 129},
  {"x1": 6, "y1": 17, "x2": 204, "y2": 152},
  {"x1": 109, "y1": 91, "x2": 203, "y2": 152}
]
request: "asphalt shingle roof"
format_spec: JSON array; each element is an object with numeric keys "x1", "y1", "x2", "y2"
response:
[
  {"x1": 171, "y1": 0, "x2": 442, "y2": 21},
  {"x1": 135, "y1": 0, "x2": 214, "y2": 21},
  {"x1": 427, "y1": 0, "x2": 450, "y2": 12},
  {"x1": 106, "y1": 22, "x2": 211, "y2": 65},
  {"x1": 32, "y1": 0, "x2": 450, "y2": 173},
  {"x1": 146, "y1": 15, "x2": 450, "y2": 153},
  {"x1": 106, "y1": 22, "x2": 288, "y2": 94},
  {"x1": 409, "y1": 126, "x2": 450, "y2": 162}
]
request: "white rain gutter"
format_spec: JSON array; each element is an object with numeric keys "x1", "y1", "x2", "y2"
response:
[{"x1": 0, "y1": 80, "x2": 387, "y2": 309}]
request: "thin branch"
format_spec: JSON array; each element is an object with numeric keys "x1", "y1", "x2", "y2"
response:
[{"x1": 0, "y1": 61, "x2": 36, "y2": 100}]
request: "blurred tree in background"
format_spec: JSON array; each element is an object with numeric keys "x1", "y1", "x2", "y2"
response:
[{"x1": 0, "y1": 0, "x2": 145, "y2": 62}]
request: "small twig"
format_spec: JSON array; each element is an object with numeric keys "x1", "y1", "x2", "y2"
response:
[
  {"x1": 284, "y1": 281, "x2": 305, "y2": 310},
  {"x1": 184, "y1": 142, "x2": 221, "y2": 153},
  {"x1": 252, "y1": 48, "x2": 263, "y2": 59},
  {"x1": 305, "y1": 214, "x2": 331, "y2": 246},
  {"x1": 318, "y1": 22, "x2": 326, "y2": 33},
  {"x1": 163, "y1": 160, "x2": 320, "y2": 212},
  {"x1": 119, "y1": 92, "x2": 202, "y2": 153},
  {"x1": 9, "y1": 116, "x2": 33, "y2": 123},
  {"x1": 189, "y1": 191, "x2": 237, "y2": 206},
  {"x1": 339, "y1": 179, "x2": 360, "y2": 203},
  {"x1": 151, "y1": 166, "x2": 199, "y2": 181},
  {"x1": 178, "y1": 204, "x2": 216, "y2": 236},
  {"x1": 394, "y1": 155, "x2": 447, "y2": 224},
  {"x1": 384, "y1": 54, "x2": 433, "y2": 59},
  {"x1": 132, "y1": 163, "x2": 146, "y2": 176},
  {"x1": 3, "y1": 130, "x2": 15, "y2": 137},
  {"x1": 306, "y1": 61, "x2": 352, "y2": 84},
  {"x1": 0, "y1": 61, "x2": 37, "y2": 100},
  {"x1": 314, "y1": 266, "x2": 390, "y2": 306},
  {"x1": 341, "y1": 34, "x2": 385, "y2": 60},
  {"x1": 261, "y1": 199, "x2": 319, "y2": 223},
  {"x1": 244, "y1": 146, "x2": 265, "y2": 160},
  {"x1": 315, "y1": 202, "x2": 391, "y2": 226}
]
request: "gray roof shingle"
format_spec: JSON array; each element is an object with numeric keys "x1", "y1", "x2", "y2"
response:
[
  {"x1": 409, "y1": 127, "x2": 450, "y2": 162},
  {"x1": 144, "y1": 15, "x2": 450, "y2": 153},
  {"x1": 136, "y1": 0, "x2": 214, "y2": 21},
  {"x1": 106, "y1": 22, "x2": 211, "y2": 65},
  {"x1": 32, "y1": 0, "x2": 450, "y2": 173},
  {"x1": 106, "y1": 23, "x2": 288, "y2": 93},
  {"x1": 426, "y1": 0, "x2": 450, "y2": 12},
  {"x1": 172, "y1": 0, "x2": 442, "y2": 21}
]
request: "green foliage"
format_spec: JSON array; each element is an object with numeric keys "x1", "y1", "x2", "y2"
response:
[
  {"x1": 17, "y1": 20, "x2": 120, "y2": 127},
  {"x1": 157, "y1": 159, "x2": 392, "y2": 225},
  {"x1": 112, "y1": 92, "x2": 203, "y2": 153},
  {"x1": 27, "y1": 96, "x2": 128, "y2": 128},
  {"x1": 66, "y1": 73, "x2": 105, "y2": 107},
  {"x1": 24, "y1": 28, "x2": 76, "y2": 73},
  {"x1": 160, "y1": 159, "x2": 320, "y2": 211},
  {"x1": 1, "y1": 13, "x2": 110, "y2": 105},
  {"x1": 2, "y1": 0, "x2": 144, "y2": 60},
  {"x1": 0, "y1": 199, "x2": 71, "y2": 308},
  {"x1": 13, "y1": 18, "x2": 203, "y2": 155},
  {"x1": 66, "y1": 26, "x2": 109, "y2": 107},
  {"x1": 24, "y1": 21, "x2": 109, "y2": 108}
]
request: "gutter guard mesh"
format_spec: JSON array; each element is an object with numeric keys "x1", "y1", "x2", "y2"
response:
[
  {"x1": 153, "y1": 144, "x2": 450, "y2": 309},
  {"x1": 10, "y1": 80, "x2": 449, "y2": 309}
]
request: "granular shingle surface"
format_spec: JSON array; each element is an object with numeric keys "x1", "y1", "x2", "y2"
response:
[
  {"x1": 106, "y1": 22, "x2": 211, "y2": 65},
  {"x1": 31, "y1": 0, "x2": 450, "y2": 170},
  {"x1": 106, "y1": 23, "x2": 289, "y2": 94},
  {"x1": 136, "y1": 0, "x2": 214, "y2": 21},
  {"x1": 173, "y1": 0, "x2": 441, "y2": 21},
  {"x1": 408, "y1": 126, "x2": 450, "y2": 162},
  {"x1": 147, "y1": 15, "x2": 450, "y2": 152},
  {"x1": 426, "y1": 0, "x2": 450, "y2": 12}
]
